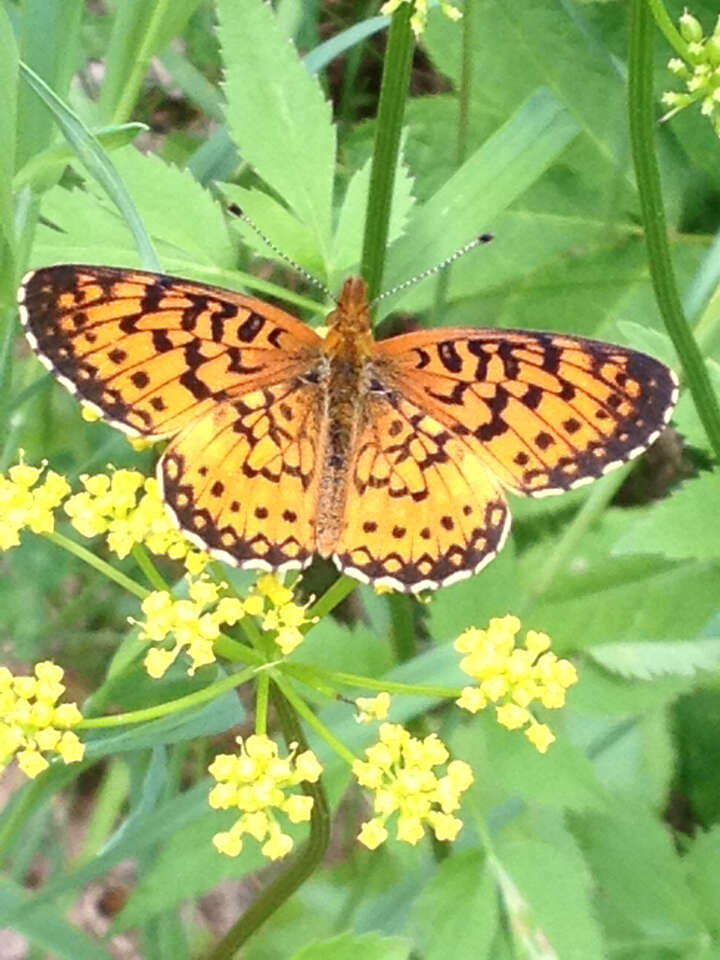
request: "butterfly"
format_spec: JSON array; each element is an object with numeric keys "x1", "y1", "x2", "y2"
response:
[{"x1": 18, "y1": 265, "x2": 679, "y2": 593}]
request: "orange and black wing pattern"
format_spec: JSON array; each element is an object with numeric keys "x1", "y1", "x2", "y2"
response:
[
  {"x1": 376, "y1": 328, "x2": 679, "y2": 497},
  {"x1": 333, "y1": 391, "x2": 510, "y2": 592},
  {"x1": 160, "y1": 379, "x2": 323, "y2": 571},
  {"x1": 18, "y1": 264, "x2": 322, "y2": 439}
]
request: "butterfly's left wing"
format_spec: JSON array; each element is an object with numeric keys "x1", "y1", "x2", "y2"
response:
[{"x1": 375, "y1": 328, "x2": 679, "y2": 497}]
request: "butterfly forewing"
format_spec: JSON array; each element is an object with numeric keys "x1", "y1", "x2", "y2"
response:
[
  {"x1": 376, "y1": 329, "x2": 679, "y2": 497},
  {"x1": 19, "y1": 265, "x2": 322, "y2": 438}
]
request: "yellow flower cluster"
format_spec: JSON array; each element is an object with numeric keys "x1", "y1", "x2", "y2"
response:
[
  {"x1": 454, "y1": 615, "x2": 578, "y2": 753},
  {"x1": 353, "y1": 723, "x2": 473, "y2": 850},
  {"x1": 355, "y1": 692, "x2": 392, "y2": 724},
  {"x1": 0, "y1": 457, "x2": 70, "y2": 551},
  {"x1": 663, "y1": 11, "x2": 720, "y2": 137},
  {"x1": 245, "y1": 574, "x2": 317, "y2": 656},
  {"x1": 209, "y1": 734, "x2": 322, "y2": 860},
  {"x1": 0, "y1": 662, "x2": 84, "y2": 779},
  {"x1": 380, "y1": 0, "x2": 462, "y2": 37},
  {"x1": 64, "y1": 469, "x2": 208, "y2": 574},
  {"x1": 135, "y1": 575, "x2": 246, "y2": 678}
]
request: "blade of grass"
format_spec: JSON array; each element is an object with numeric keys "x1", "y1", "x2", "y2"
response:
[
  {"x1": 20, "y1": 62, "x2": 160, "y2": 271},
  {"x1": 628, "y1": 0, "x2": 720, "y2": 461}
]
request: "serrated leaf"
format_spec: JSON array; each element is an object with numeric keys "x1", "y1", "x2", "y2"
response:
[
  {"x1": 293, "y1": 933, "x2": 411, "y2": 960},
  {"x1": 217, "y1": 0, "x2": 335, "y2": 273},
  {"x1": 613, "y1": 474, "x2": 720, "y2": 562},
  {"x1": 409, "y1": 852, "x2": 497, "y2": 960},
  {"x1": 588, "y1": 638, "x2": 720, "y2": 680}
]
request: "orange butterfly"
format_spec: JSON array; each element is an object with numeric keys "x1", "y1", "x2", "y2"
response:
[{"x1": 19, "y1": 266, "x2": 678, "y2": 593}]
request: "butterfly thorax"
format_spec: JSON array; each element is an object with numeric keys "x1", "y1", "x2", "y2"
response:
[{"x1": 316, "y1": 276, "x2": 376, "y2": 556}]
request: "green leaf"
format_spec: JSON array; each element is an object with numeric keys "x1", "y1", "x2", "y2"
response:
[
  {"x1": 684, "y1": 825, "x2": 720, "y2": 938},
  {"x1": 0, "y1": 877, "x2": 112, "y2": 958},
  {"x1": 409, "y1": 852, "x2": 498, "y2": 960},
  {"x1": 613, "y1": 474, "x2": 720, "y2": 562},
  {"x1": 571, "y1": 802, "x2": 708, "y2": 952},
  {"x1": 381, "y1": 88, "x2": 579, "y2": 316},
  {"x1": 492, "y1": 833, "x2": 605, "y2": 960},
  {"x1": 292, "y1": 933, "x2": 412, "y2": 960},
  {"x1": 217, "y1": 0, "x2": 335, "y2": 274},
  {"x1": 588, "y1": 638, "x2": 720, "y2": 680}
]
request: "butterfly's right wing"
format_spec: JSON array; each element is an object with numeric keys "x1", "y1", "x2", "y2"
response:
[{"x1": 19, "y1": 264, "x2": 323, "y2": 439}]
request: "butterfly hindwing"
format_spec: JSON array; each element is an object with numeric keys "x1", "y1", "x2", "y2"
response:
[
  {"x1": 332, "y1": 391, "x2": 510, "y2": 592},
  {"x1": 160, "y1": 379, "x2": 323, "y2": 571},
  {"x1": 376, "y1": 329, "x2": 679, "y2": 496},
  {"x1": 19, "y1": 265, "x2": 322, "y2": 439}
]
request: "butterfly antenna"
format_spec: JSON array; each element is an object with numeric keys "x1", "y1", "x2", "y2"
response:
[
  {"x1": 372, "y1": 233, "x2": 494, "y2": 307},
  {"x1": 227, "y1": 202, "x2": 331, "y2": 298}
]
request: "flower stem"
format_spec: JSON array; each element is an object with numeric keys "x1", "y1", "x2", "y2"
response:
[
  {"x1": 307, "y1": 574, "x2": 358, "y2": 621},
  {"x1": 205, "y1": 685, "x2": 330, "y2": 959},
  {"x1": 646, "y1": 0, "x2": 691, "y2": 59},
  {"x1": 255, "y1": 672, "x2": 269, "y2": 736},
  {"x1": 45, "y1": 530, "x2": 149, "y2": 599},
  {"x1": 282, "y1": 662, "x2": 460, "y2": 702},
  {"x1": 131, "y1": 543, "x2": 168, "y2": 591},
  {"x1": 273, "y1": 674, "x2": 358, "y2": 766},
  {"x1": 360, "y1": 1, "x2": 414, "y2": 300},
  {"x1": 628, "y1": 0, "x2": 720, "y2": 462},
  {"x1": 79, "y1": 665, "x2": 259, "y2": 728}
]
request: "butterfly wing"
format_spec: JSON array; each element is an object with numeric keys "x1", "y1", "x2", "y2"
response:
[
  {"x1": 19, "y1": 265, "x2": 322, "y2": 438},
  {"x1": 332, "y1": 391, "x2": 510, "y2": 592},
  {"x1": 160, "y1": 378, "x2": 323, "y2": 571},
  {"x1": 375, "y1": 329, "x2": 679, "y2": 496}
]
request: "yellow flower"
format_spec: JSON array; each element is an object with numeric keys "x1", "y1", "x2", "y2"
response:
[
  {"x1": 0, "y1": 454, "x2": 71, "y2": 551},
  {"x1": 64, "y1": 469, "x2": 208, "y2": 573},
  {"x1": 355, "y1": 692, "x2": 392, "y2": 724},
  {"x1": 0, "y1": 662, "x2": 85, "y2": 779},
  {"x1": 133, "y1": 574, "x2": 246, "y2": 677},
  {"x1": 353, "y1": 723, "x2": 473, "y2": 850},
  {"x1": 380, "y1": 0, "x2": 462, "y2": 37},
  {"x1": 662, "y1": 10, "x2": 720, "y2": 136},
  {"x1": 245, "y1": 574, "x2": 317, "y2": 656},
  {"x1": 208, "y1": 734, "x2": 322, "y2": 861},
  {"x1": 454, "y1": 615, "x2": 578, "y2": 752}
]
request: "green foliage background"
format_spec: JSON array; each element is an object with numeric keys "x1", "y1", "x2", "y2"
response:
[{"x1": 1, "y1": 0, "x2": 720, "y2": 957}]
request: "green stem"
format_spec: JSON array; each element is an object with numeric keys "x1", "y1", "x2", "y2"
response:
[
  {"x1": 283, "y1": 662, "x2": 460, "y2": 702},
  {"x1": 255, "y1": 672, "x2": 269, "y2": 736},
  {"x1": 307, "y1": 575, "x2": 358, "y2": 621},
  {"x1": 388, "y1": 594, "x2": 417, "y2": 661},
  {"x1": 79, "y1": 665, "x2": 258, "y2": 728},
  {"x1": 131, "y1": 543, "x2": 169, "y2": 591},
  {"x1": 646, "y1": 0, "x2": 691, "y2": 59},
  {"x1": 273, "y1": 674, "x2": 357, "y2": 766},
  {"x1": 45, "y1": 530, "x2": 149, "y2": 599},
  {"x1": 205, "y1": 685, "x2": 330, "y2": 959},
  {"x1": 360, "y1": 2, "x2": 414, "y2": 300},
  {"x1": 628, "y1": 0, "x2": 720, "y2": 462}
]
